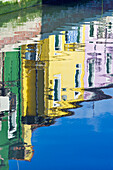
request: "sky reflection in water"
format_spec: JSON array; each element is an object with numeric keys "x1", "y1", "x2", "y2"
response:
[{"x1": 10, "y1": 98, "x2": 113, "y2": 170}]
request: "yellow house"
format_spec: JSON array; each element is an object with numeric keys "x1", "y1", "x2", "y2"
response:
[
  {"x1": 21, "y1": 44, "x2": 44, "y2": 119},
  {"x1": 21, "y1": 25, "x2": 86, "y2": 120},
  {"x1": 39, "y1": 26, "x2": 86, "y2": 117}
]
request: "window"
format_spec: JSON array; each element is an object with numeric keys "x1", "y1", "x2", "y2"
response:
[
  {"x1": 55, "y1": 34, "x2": 62, "y2": 51},
  {"x1": 25, "y1": 44, "x2": 36, "y2": 60},
  {"x1": 106, "y1": 53, "x2": 112, "y2": 74},
  {"x1": 97, "y1": 26, "x2": 105, "y2": 39},
  {"x1": 65, "y1": 27, "x2": 80, "y2": 44},
  {"x1": 108, "y1": 22, "x2": 112, "y2": 29},
  {"x1": 8, "y1": 95, "x2": 17, "y2": 139},
  {"x1": 75, "y1": 64, "x2": 82, "y2": 88},
  {"x1": 54, "y1": 79, "x2": 59, "y2": 101},
  {"x1": 8, "y1": 110, "x2": 17, "y2": 139},
  {"x1": 74, "y1": 91, "x2": 81, "y2": 99},
  {"x1": 90, "y1": 23, "x2": 94, "y2": 37},
  {"x1": 88, "y1": 59, "x2": 95, "y2": 87},
  {"x1": 53, "y1": 75, "x2": 61, "y2": 107}
]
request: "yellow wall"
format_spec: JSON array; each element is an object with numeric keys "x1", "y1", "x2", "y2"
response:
[
  {"x1": 40, "y1": 26, "x2": 86, "y2": 117},
  {"x1": 21, "y1": 45, "x2": 36, "y2": 117},
  {"x1": 22, "y1": 124, "x2": 33, "y2": 161},
  {"x1": 21, "y1": 26, "x2": 86, "y2": 119}
]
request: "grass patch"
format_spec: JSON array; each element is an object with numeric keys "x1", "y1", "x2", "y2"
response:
[
  {"x1": 0, "y1": 0, "x2": 42, "y2": 15},
  {"x1": 0, "y1": 5, "x2": 42, "y2": 28}
]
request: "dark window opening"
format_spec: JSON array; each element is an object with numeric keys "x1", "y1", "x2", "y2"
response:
[
  {"x1": 90, "y1": 23, "x2": 94, "y2": 37},
  {"x1": 75, "y1": 70, "x2": 79, "y2": 88},
  {"x1": 54, "y1": 79, "x2": 58, "y2": 101}
]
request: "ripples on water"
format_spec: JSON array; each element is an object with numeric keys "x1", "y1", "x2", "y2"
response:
[{"x1": 0, "y1": 0, "x2": 113, "y2": 169}]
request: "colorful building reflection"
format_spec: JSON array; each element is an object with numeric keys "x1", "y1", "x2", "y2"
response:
[
  {"x1": 0, "y1": 50, "x2": 34, "y2": 169},
  {"x1": 0, "y1": 13, "x2": 113, "y2": 170},
  {"x1": 21, "y1": 15, "x2": 113, "y2": 123},
  {"x1": 21, "y1": 15, "x2": 113, "y2": 122}
]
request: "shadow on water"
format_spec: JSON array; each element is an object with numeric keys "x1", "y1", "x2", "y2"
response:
[{"x1": 0, "y1": 0, "x2": 113, "y2": 169}]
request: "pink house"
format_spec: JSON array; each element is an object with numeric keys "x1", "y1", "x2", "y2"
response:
[{"x1": 84, "y1": 17, "x2": 113, "y2": 89}]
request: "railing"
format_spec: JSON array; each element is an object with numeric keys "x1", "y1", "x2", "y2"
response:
[{"x1": 64, "y1": 43, "x2": 85, "y2": 51}]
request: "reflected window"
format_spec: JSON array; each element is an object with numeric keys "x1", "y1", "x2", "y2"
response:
[
  {"x1": 65, "y1": 27, "x2": 80, "y2": 44},
  {"x1": 53, "y1": 75, "x2": 61, "y2": 107},
  {"x1": 62, "y1": 88, "x2": 66, "y2": 91},
  {"x1": 65, "y1": 31, "x2": 68, "y2": 43},
  {"x1": 106, "y1": 53, "x2": 112, "y2": 74},
  {"x1": 25, "y1": 44, "x2": 36, "y2": 60},
  {"x1": 75, "y1": 64, "x2": 81, "y2": 88},
  {"x1": 8, "y1": 95, "x2": 17, "y2": 139},
  {"x1": 88, "y1": 59, "x2": 95, "y2": 87},
  {"x1": 54, "y1": 79, "x2": 60, "y2": 101},
  {"x1": 74, "y1": 91, "x2": 80, "y2": 99},
  {"x1": 8, "y1": 111, "x2": 17, "y2": 139},
  {"x1": 97, "y1": 26, "x2": 105, "y2": 39},
  {"x1": 75, "y1": 91, "x2": 79, "y2": 96},
  {"x1": 55, "y1": 34, "x2": 62, "y2": 51},
  {"x1": 62, "y1": 95, "x2": 67, "y2": 101},
  {"x1": 9, "y1": 115, "x2": 14, "y2": 131},
  {"x1": 25, "y1": 52, "x2": 36, "y2": 60},
  {"x1": 108, "y1": 22, "x2": 112, "y2": 29},
  {"x1": 90, "y1": 23, "x2": 94, "y2": 37}
]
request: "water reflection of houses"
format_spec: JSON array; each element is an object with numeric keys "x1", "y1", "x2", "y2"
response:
[
  {"x1": 0, "y1": 9, "x2": 41, "y2": 53},
  {"x1": 10, "y1": 14, "x2": 113, "y2": 165},
  {"x1": 21, "y1": 44, "x2": 56, "y2": 126},
  {"x1": 21, "y1": 25, "x2": 86, "y2": 122},
  {"x1": 0, "y1": 50, "x2": 21, "y2": 169},
  {"x1": 0, "y1": 50, "x2": 34, "y2": 169},
  {"x1": 1, "y1": 12, "x2": 113, "y2": 169},
  {"x1": 9, "y1": 124, "x2": 33, "y2": 162},
  {"x1": 40, "y1": 28, "x2": 86, "y2": 117},
  {"x1": 21, "y1": 16, "x2": 113, "y2": 122},
  {"x1": 39, "y1": 21, "x2": 113, "y2": 116},
  {"x1": 84, "y1": 16, "x2": 113, "y2": 89}
]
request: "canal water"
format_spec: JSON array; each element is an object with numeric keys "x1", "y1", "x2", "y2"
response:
[{"x1": 0, "y1": 0, "x2": 113, "y2": 169}]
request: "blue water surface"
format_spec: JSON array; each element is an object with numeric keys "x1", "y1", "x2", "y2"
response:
[{"x1": 9, "y1": 89, "x2": 113, "y2": 170}]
